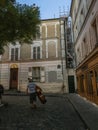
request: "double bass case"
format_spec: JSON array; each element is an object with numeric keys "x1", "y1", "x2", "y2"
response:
[{"x1": 36, "y1": 86, "x2": 47, "y2": 104}]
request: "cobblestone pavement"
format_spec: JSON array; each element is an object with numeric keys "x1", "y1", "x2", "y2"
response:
[{"x1": 0, "y1": 94, "x2": 86, "y2": 130}]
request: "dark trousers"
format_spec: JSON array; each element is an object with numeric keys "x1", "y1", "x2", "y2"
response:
[{"x1": 29, "y1": 92, "x2": 37, "y2": 104}]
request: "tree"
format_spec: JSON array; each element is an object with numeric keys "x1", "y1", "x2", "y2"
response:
[{"x1": 0, "y1": 0, "x2": 40, "y2": 54}]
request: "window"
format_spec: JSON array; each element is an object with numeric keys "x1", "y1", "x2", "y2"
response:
[
  {"x1": 36, "y1": 32, "x2": 40, "y2": 39},
  {"x1": 11, "y1": 48, "x2": 19, "y2": 61},
  {"x1": 33, "y1": 46, "x2": 40, "y2": 59},
  {"x1": 80, "y1": 8, "x2": 84, "y2": 26},
  {"x1": 34, "y1": 26, "x2": 40, "y2": 40},
  {"x1": 37, "y1": 47, "x2": 40, "y2": 59},
  {"x1": 77, "y1": 47, "x2": 81, "y2": 64},
  {"x1": 33, "y1": 47, "x2": 36, "y2": 59},
  {"x1": 32, "y1": 67, "x2": 40, "y2": 82},
  {"x1": 82, "y1": 37, "x2": 88, "y2": 58},
  {"x1": 92, "y1": 19, "x2": 98, "y2": 44},
  {"x1": 9, "y1": 42, "x2": 20, "y2": 61},
  {"x1": 83, "y1": 38, "x2": 86, "y2": 57},
  {"x1": 48, "y1": 42, "x2": 56, "y2": 58}
]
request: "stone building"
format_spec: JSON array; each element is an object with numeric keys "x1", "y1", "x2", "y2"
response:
[
  {"x1": 70, "y1": 0, "x2": 98, "y2": 104},
  {"x1": 0, "y1": 18, "x2": 75, "y2": 93}
]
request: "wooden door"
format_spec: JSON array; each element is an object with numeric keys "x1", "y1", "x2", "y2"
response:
[
  {"x1": 10, "y1": 68, "x2": 18, "y2": 89},
  {"x1": 68, "y1": 75, "x2": 75, "y2": 93}
]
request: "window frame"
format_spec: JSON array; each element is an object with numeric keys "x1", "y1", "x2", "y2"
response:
[
  {"x1": 9, "y1": 42, "x2": 20, "y2": 61},
  {"x1": 32, "y1": 67, "x2": 40, "y2": 82},
  {"x1": 32, "y1": 46, "x2": 41, "y2": 60},
  {"x1": 31, "y1": 41, "x2": 42, "y2": 60}
]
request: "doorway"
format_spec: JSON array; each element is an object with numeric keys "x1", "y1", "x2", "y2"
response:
[
  {"x1": 68, "y1": 75, "x2": 75, "y2": 93},
  {"x1": 10, "y1": 68, "x2": 18, "y2": 89}
]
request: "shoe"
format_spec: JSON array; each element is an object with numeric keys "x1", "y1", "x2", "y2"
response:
[{"x1": 31, "y1": 104, "x2": 37, "y2": 109}]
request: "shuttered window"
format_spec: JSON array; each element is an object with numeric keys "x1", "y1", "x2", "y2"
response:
[{"x1": 32, "y1": 67, "x2": 40, "y2": 82}]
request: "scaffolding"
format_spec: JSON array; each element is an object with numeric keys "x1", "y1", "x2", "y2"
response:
[
  {"x1": 59, "y1": 8, "x2": 68, "y2": 92},
  {"x1": 59, "y1": 7, "x2": 74, "y2": 93},
  {"x1": 59, "y1": 7, "x2": 74, "y2": 69}
]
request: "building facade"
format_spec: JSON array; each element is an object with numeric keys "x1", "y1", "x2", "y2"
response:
[
  {"x1": 0, "y1": 18, "x2": 75, "y2": 93},
  {"x1": 70, "y1": 0, "x2": 98, "y2": 104}
]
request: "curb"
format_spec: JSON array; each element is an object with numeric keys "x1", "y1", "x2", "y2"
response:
[{"x1": 66, "y1": 96, "x2": 90, "y2": 130}]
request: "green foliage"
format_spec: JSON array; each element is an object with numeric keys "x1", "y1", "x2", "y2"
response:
[{"x1": 0, "y1": 1, "x2": 40, "y2": 54}]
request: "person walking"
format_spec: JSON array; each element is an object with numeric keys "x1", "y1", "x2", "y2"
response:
[{"x1": 26, "y1": 78, "x2": 37, "y2": 109}]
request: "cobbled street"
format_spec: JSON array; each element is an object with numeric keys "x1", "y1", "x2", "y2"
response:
[{"x1": 0, "y1": 94, "x2": 86, "y2": 130}]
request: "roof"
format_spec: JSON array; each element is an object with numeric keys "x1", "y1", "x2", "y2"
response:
[{"x1": 70, "y1": 0, "x2": 74, "y2": 16}]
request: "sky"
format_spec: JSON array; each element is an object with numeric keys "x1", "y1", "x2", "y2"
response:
[{"x1": 16, "y1": 0, "x2": 72, "y2": 19}]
